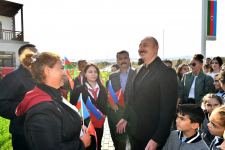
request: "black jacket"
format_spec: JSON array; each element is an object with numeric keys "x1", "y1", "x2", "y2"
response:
[
  {"x1": 17, "y1": 84, "x2": 85, "y2": 150},
  {"x1": 107, "y1": 68, "x2": 135, "y2": 124},
  {"x1": 0, "y1": 65, "x2": 35, "y2": 134},
  {"x1": 124, "y1": 57, "x2": 178, "y2": 146},
  {"x1": 70, "y1": 83, "x2": 108, "y2": 116}
]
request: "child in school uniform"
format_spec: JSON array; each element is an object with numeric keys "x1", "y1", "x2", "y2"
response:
[
  {"x1": 201, "y1": 93, "x2": 223, "y2": 146},
  {"x1": 207, "y1": 105, "x2": 225, "y2": 150},
  {"x1": 163, "y1": 104, "x2": 209, "y2": 150}
]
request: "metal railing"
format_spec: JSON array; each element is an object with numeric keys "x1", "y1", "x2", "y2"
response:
[{"x1": 0, "y1": 29, "x2": 23, "y2": 41}]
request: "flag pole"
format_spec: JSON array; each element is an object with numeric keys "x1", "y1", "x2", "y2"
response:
[
  {"x1": 201, "y1": 0, "x2": 207, "y2": 57},
  {"x1": 81, "y1": 93, "x2": 85, "y2": 124}
]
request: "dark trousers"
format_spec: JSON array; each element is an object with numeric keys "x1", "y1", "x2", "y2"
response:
[
  {"x1": 87, "y1": 127, "x2": 104, "y2": 150},
  {"x1": 129, "y1": 135, "x2": 148, "y2": 150},
  {"x1": 129, "y1": 135, "x2": 162, "y2": 150},
  {"x1": 108, "y1": 118, "x2": 127, "y2": 150},
  {"x1": 186, "y1": 98, "x2": 196, "y2": 104},
  {"x1": 12, "y1": 133, "x2": 29, "y2": 150},
  {"x1": 96, "y1": 128, "x2": 104, "y2": 150}
]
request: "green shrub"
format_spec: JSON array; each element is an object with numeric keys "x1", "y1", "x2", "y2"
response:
[{"x1": 0, "y1": 117, "x2": 12, "y2": 150}]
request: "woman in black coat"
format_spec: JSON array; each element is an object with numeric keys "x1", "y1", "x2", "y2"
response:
[
  {"x1": 71, "y1": 63, "x2": 108, "y2": 150},
  {"x1": 15, "y1": 52, "x2": 91, "y2": 150}
]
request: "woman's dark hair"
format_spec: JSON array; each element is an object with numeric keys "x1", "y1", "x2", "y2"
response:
[
  {"x1": 211, "y1": 56, "x2": 223, "y2": 67},
  {"x1": 83, "y1": 63, "x2": 104, "y2": 89},
  {"x1": 193, "y1": 54, "x2": 204, "y2": 63},
  {"x1": 204, "y1": 64, "x2": 213, "y2": 73},
  {"x1": 176, "y1": 64, "x2": 188, "y2": 80},
  {"x1": 31, "y1": 52, "x2": 61, "y2": 83}
]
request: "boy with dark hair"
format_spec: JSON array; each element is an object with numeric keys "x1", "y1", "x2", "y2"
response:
[{"x1": 163, "y1": 104, "x2": 209, "y2": 150}]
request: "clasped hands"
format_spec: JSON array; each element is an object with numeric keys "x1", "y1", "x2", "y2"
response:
[{"x1": 116, "y1": 119, "x2": 158, "y2": 150}]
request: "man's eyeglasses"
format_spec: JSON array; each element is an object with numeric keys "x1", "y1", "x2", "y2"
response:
[{"x1": 189, "y1": 63, "x2": 196, "y2": 67}]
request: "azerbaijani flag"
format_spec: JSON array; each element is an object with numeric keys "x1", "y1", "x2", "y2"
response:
[
  {"x1": 86, "y1": 96, "x2": 103, "y2": 120},
  {"x1": 207, "y1": 0, "x2": 217, "y2": 39},
  {"x1": 65, "y1": 70, "x2": 74, "y2": 90},
  {"x1": 107, "y1": 80, "x2": 119, "y2": 106},
  {"x1": 116, "y1": 89, "x2": 125, "y2": 108},
  {"x1": 64, "y1": 57, "x2": 74, "y2": 70},
  {"x1": 76, "y1": 93, "x2": 90, "y2": 120},
  {"x1": 64, "y1": 57, "x2": 75, "y2": 89}
]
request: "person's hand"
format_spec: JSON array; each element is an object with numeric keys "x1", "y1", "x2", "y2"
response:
[
  {"x1": 221, "y1": 131, "x2": 225, "y2": 150},
  {"x1": 223, "y1": 130, "x2": 225, "y2": 139},
  {"x1": 80, "y1": 133, "x2": 91, "y2": 148},
  {"x1": 116, "y1": 119, "x2": 127, "y2": 134},
  {"x1": 82, "y1": 125, "x2": 88, "y2": 134},
  {"x1": 220, "y1": 141, "x2": 225, "y2": 150},
  {"x1": 111, "y1": 104, "x2": 118, "y2": 111},
  {"x1": 145, "y1": 139, "x2": 158, "y2": 150}
]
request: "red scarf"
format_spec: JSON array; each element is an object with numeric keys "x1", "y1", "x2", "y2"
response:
[{"x1": 88, "y1": 87, "x2": 99, "y2": 101}]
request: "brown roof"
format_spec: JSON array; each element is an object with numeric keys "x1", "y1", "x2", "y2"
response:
[{"x1": 0, "y1": 0, "x2": 23, "y2": 17}]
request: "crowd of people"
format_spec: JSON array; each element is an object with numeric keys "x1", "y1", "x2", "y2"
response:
[{"x1": 0, "y1": 36, "x2": 225, "y2": 150}]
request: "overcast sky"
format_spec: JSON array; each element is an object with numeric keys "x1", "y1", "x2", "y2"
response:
[{"x1": 11, "y1": 0, "x2": 225, "y2": 61}]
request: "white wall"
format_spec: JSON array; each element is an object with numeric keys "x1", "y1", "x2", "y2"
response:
[
  {"x1": 0, "y1": 16, "x2": 13, "y2": 30},
  {"x1": 0, "y1": 40, "x2": 29, "y2": 67}
]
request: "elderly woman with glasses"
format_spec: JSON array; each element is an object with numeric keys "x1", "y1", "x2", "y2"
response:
[{"x1": 180, "y1": 54, "x2": 215, "y2": 106}]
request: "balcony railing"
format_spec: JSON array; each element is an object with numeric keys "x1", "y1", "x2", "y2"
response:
[{"x1": 0, "y1": 29, "x2": 23, "y2": 41}]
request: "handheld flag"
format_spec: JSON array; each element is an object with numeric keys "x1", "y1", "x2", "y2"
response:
[
  {"x1": 76, "y1": 93, "x2": 90, "y2": 120},
  {"x1": 86, "y1": 96, "x2": 103, "y2": 120},
  {"x1": 87, "y1": 121, "x2": 98, "y2": 150},
  {"x1": 64, "y1": 57, "x2": 74, "y2": 70},
  {"x1": 65, "y1": 70, "x2": 74, "y2": 90},
  {"x1": 108, "y1": 80, "x2": 119, "y2": 104},
  {"x1": 117, "y1": 89, "x2": 125, "y2": 108},
  {"x1": 87, "y1": 121, "x2": 96, "y2": 136},
  {"x1": 64, "y1": 57, "x2": 75, "y2": 89}
]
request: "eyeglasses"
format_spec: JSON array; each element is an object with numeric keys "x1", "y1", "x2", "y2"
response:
[{"x1": 189, "y1": 63, "x2": 196, "y2": 67}]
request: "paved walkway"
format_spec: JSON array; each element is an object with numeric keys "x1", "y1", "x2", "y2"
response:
[{"x1": 101, "y1": 118, "x2": 115, "y2": 150}]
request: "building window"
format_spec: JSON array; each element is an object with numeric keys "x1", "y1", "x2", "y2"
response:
[
  {"x1": 0, "y1": 51, "x2": 15, "y2": 67},
  {"x1": 0, "y1": 21, "x2": 2, "y2": 40}
]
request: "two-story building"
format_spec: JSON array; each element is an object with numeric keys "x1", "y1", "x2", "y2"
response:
[{"x1": 0, "y1": 0, "x2": 29, "y2": 69}]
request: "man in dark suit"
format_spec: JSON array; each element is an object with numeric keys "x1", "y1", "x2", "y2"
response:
[
  {"x1": 116, "y1": 37, "x2": 178, "y2": 150},
  {"x1": 0, "y1": 44, "x2": 38, "y2": 150},
  {"x1": 107, "y1": 50, "x2": 135, "y2": 150}
]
